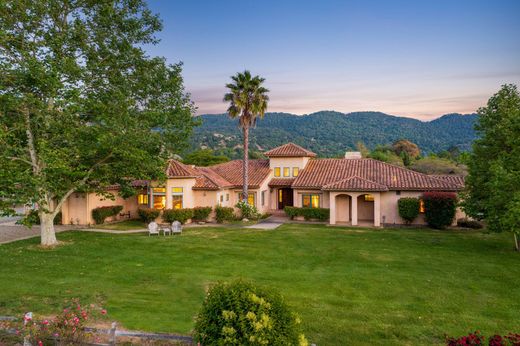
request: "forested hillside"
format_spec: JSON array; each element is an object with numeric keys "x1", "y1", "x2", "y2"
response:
[{"x1": 188, "y1": 111, "x2": 477, "y2": 158}]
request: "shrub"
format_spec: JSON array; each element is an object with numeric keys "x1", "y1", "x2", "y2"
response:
[
  {"x1": 91, "y1": 205, "x2": 123, "y2": 224},
  {"x1": 422, "y1": 192, "x2": 457, "y2": 229},
  {"x1": 235, "y1": 200, "x2": 260, "y2": 220},
  {"x1": 162, "y1": 208, "x2": 194, "y2": 224},
  {"x1": 446, "y1": 331, "x2": 520, "y2": 346},
  {"x1": 215, "y1": 205, "x2": 235, "y2": 223},
  {"x1": 398, "y1": 197, "x2": 420, "y2": 224},
  {"x1": 193, "y1": 206, "x2": 212, "y2": 222},
  {"x1": 457, "y1": 218, "x2": 484, "y2": 229},
  {"x1": 137, "y1": 207, "x2": 160, "y2": 223},
  {"x1": 284, "y1": 206, "x2": 330, "y2": 221},
  {"x1": 194, "y1": 279, "x2": 308, "y2": 346}
]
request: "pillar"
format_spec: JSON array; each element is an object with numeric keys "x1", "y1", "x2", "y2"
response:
[
  {"x1": 351, "y1": 193, "x2": 358, "y2": 226},
  {"x1": 329, "y1": 192, "x2": 336, "y2": 225},
  {"x1": 374, "y1": 192, "x2": 381, "y2": 227}
]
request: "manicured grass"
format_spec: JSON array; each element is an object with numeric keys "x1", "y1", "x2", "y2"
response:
[
  {"x1": 96, "y1": 220, "x2": 147, "y2": 230},
  {"x1": 0, "y1": 224, "x2": 519, "y2": 345}
]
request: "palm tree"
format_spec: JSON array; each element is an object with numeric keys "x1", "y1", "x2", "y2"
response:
[{"x1": 224, "y1": 70, "x2": 269, "y2": 202}]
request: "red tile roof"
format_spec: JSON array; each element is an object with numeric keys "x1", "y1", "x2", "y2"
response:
[
  {"x1": 264, "y1": 142, "x2": 316, "y2": 157},
  {"x1": 322, "y1": 176, "x2": 389, "y2": 191},
  {"x1": 193, "y1": 167, "x2": 234, "y2": 190},
  {"x1": 166, "y1": 160, "x2": 199, "y2": 178},
  {"x1": 209, "y1": 159, "x2": 271, "y2": 189},
  {"x1": 293, "y1": 158, "x2": 462, "y2": 191},
  {"x1": 268, "y1": 178, "x2": 296, "y2": 187},
  {"x1": 431, "y1": 175, "x2": 465, "y2": 188}
]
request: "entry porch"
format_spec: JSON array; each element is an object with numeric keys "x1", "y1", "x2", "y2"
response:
[{"x1": 329, "y1": 191, "x2": 382, "y2": 227}]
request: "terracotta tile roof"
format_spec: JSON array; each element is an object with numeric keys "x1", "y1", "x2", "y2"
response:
[
  {"x1": 166, "y1": 159, "x2": 199, "y2": 178},
  {"x1": 264, "y1": 142, "x2": 316, "y2": 157},
  {"x1": 322, "y1": 176, "x2": 389, "y2": 191},
  {"x1": 193, "y1": 167, "x2": 234, "y2": 190},
  {"x1": 268, "y1": 178, "x2": 296, "y2": 187},
  {"x1": 431, "y1": 175, "x2": 465, "y2": 188},
  {"x1": 209, "y1": 159, "x2": 271, "y2": 189},
  {"x1": 292, "y1": 158, "x2": 462, "y2": 191}
]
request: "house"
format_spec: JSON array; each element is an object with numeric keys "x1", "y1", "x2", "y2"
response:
[{"x1": 60, "y1": 143, "x2": 465, "y2": 226}]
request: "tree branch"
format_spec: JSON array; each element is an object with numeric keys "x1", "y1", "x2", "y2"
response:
[{"x1": 8, "y1": 156, "x2": 37, "y2": 168}]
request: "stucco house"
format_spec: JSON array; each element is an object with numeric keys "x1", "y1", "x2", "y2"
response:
[{"x1": 61, "y1": 142, "x2": 465, "y2": 226}]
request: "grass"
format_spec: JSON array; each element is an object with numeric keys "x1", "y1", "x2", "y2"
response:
[
  {"x1": 96, "y1": 220, "x2": 147, "y2": 230},
  {"x1": 0, "y1": 224, "x2": 519, "y2": 345}
]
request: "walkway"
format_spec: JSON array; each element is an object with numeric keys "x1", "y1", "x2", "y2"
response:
[
  {"x1": 244, "y1": 215, "x2": 288, "y2": 230},
  {"x1": 0, "y1": 222, "x2": 76, "y2": 245}
]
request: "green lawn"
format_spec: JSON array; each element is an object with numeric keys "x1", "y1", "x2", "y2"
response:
[
  {"x1": 96, "y1": 219, "x2": 147, "y2": 230},
  {"x1": 0, "y1": 224, "x2": 519, "y2": 345}
]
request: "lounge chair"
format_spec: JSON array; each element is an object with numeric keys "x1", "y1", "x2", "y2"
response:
[
  {"x1": 171, "y1": 221, "x2": 182, "y2": 235},
  {"x1": 148, "y1": 221, "x2": 160, "y2": 236}
]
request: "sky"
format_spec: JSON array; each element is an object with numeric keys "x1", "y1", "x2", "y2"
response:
[{"x1": 145, "y1": 0, "x2": 520, "y2": 120}]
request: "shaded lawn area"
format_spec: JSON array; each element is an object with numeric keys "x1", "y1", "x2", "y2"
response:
[
  {"x1": 0, "y1": 224, "x2": 519, "y2": 345},
  {"x1": 96, "y1": 220, "x2": 147, "y2": 230}
]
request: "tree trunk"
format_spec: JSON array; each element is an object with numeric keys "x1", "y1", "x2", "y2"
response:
[
  {"x1": 242, "y1": 126, "x2": 249, "y2": 202},
  {"x1": 514, "y1": 233, "x2": 519, "y2": 252},
  {"x1": 40, "y1": 212, "x2": 58, "y2": 246}
]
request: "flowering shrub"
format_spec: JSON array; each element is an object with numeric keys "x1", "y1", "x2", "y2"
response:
[
  {"x1": 137, "y1": 207, "x2": 160, "y2": 223},
  {"x1": 162, "y1": 208, "x2": 194, "y2": 224},
  {"x1": 17, "y1": 299, "x2": 107, "y2": 345},
  {"x1": 235, "y1": 200, "x2": 260, "y2": 220},
  {"x1": 215, "y1": 206, "x2": 235, "y2": 223},
  {"x1": 398, "y1": 197, "x2": 420, "y2": 224},
  {"x1": 91, "y1": 205, "x2": 123, "y2": 224},
  {"x1": 193, "y1": 206, "x2": 213, "y2": 221},
  {"x1": 422, "y1": 191, "x2": 457, "y2": 229},
  {"x1": 446, "y1": 331, "x2": 520, "y2": 346},
  {"x1": 194, "y1": 279, "x2": 308, "y2": 346}
]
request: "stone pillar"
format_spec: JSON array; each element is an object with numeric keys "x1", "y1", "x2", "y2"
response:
[
  {"x1": 351, "y1": 193, "x2": 358, "y2": 226},
  {"x1": 374, "y1": 192, "x2": 381, "y2": 227},
  {"x1": 329, "y1": 192, "x2": 336, "y2": 225}
]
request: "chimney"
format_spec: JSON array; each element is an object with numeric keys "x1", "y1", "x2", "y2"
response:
[{"x1": 344, "y1": 151, "x2": 362, "y2": 159}]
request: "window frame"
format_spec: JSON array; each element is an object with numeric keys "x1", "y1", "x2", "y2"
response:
[
  {"x1": 283, "y1": 167, "x2": 290, "y2": 177},
  {"x1": 274, "y1": 167, "x2": 281, "y2": 177},
  {"x1": 292, "y1": 167, "x2": 299, "y2": 177},
  {"x1": 302, "y1": 194, "x2": 320, "y2": 208},
  {"x1": 151, "y1": 186, "x2": 166, "y2": 210}
]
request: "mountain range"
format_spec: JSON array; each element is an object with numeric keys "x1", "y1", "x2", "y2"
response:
[{"x1": 189, "y1": 111, "x2": 478, "y2": 158}]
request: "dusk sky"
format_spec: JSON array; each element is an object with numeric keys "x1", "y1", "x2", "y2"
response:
[{"x1": 145, "y1": 0, "x2": 520, "y2": 120}]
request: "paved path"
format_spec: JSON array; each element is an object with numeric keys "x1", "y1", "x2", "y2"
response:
[
  {"x1": 244, "y1": 215, "x2": 288, "y2": 230},
  {"x1": 0, "y1": 223, "x2": 76, "y2": 245}
]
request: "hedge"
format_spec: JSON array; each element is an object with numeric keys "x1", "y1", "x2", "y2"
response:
[
  {"x1": 91, "y1": 205, "x2": 123, "y2": 224},
  {"x1": 457, "y1": 218, "x2": 484, "y2": 229},
  {"x1": 137, "y1": 208, "x2": 160, "y2": 223},
  {"x1": 284, "y1": 206, "x2": 330, "y2": 221},
  {"x1": 194, "y1": 279, "x2": 308, "y2": 345},
  {"x1": 163, "y1": 208, "x2": 194, "y2": 224},
  {"x1": 398, "y1": 197, "x2": 420, "y2": 224},
  {"x1": 215, "y1": 205, "x2": 235, "y2": 223},
  {"x1": 422, "y1": 191, "x2": 457, "y2": 229},
  {"x1": 193, "y1": 207, "x2": 212, "y2": 222}
]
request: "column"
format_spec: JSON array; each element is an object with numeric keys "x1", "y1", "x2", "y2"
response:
[
  {"x1": 374, "y1": 192, "x2": 381, "y2": 227},
  {"x1": 351, "y1": 193, "x2": 358, "y2": 226},
  {"x1": 329, "y1": 192, "x2": 336, "y2": 225}
]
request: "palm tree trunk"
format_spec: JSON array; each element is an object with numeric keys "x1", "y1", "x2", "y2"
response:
[{"x1": 242, "y1": 126, "x2": 249, "y2": 202}]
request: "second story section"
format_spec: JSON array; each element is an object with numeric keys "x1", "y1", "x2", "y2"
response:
[{"x1": 264, "y1": 143, "x2": 316, "y2": 179}]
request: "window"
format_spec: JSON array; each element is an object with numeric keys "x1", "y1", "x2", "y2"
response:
[
  {"x1": 419, "y1": 199, "x2": 425, "y2": 213},
  {"x1": 364, "y1": 194, "x2": 374, "y2": 202},
  {"x1": 226, "y1": 193, "x2": 229, "y2": 201},
  {"x1": 293, "y1": 167, "x2": 299, "y2": 177},
  {"x1": 172, "y1": 187, "x2": 183, "y2": 209},
  {"x1": 152, "y1": 187, "x2": 166, "y2": 209},
  {"x1": 220, "y1": 195, "x2": 224, "y2": 203},
  {"x1": 137, "y1": 194, "x2": 148, "y2": 205},
  {"x1": 396, "y1": 191, "x2": 401, "y2": 196},
  {"x1": 237, "y1": 192, "x2": 256, "y2": 206},
  {"x1": 283, "y1": 167, "x2": 290, "y2": 177},
  {"x1": 302, "y1": 194, "x2": 320, "y2": 208},
  {"x1": 261, "y1": 190, "x2": 265, "y2": 206},
  {"x1": 274, "y1": 167, "x2": 281, "y2": 177},
  {"x1": 278, "y1": 189, "x2": 283, "y2": 203}
]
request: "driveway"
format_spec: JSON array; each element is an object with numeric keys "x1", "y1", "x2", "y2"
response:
[{"x1": 0, "y1": 219, "x2": 75, "y2": 245}]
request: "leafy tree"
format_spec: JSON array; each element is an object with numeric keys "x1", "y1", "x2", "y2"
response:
[
  {"x1": 183, "y1": 149, "x2": 229, "y2": 166},
  {"x1": 392, "y1": 139, "x2": 420, "y2": 158},
  {"x1": 224, "y1": 71, "x2": 269, "y2": 201},
  {"x1": 0, "y1": 0, "x2": 196, "y2": 246},
  {"x1": 409, "y1": 156, "x2": 466, "y2": 175},
  {"x1": 462, "y1": 84, "x2": 520, "y2": 251}
]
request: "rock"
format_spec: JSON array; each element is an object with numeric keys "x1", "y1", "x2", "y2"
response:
[{"x1": 242, "y1": 218, "x2": 249, "y2": 222}]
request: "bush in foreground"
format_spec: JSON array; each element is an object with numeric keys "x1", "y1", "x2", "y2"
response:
[
  {"x1": 422, "y1": 192, "x2": 457, "y2": 229},
  {"x1": 91, "y1": 206, "x2": 123, "y2": 225},
  {"x1": 235, "y1": 200, "x2": 260, "y2": 220},
  {"x1": 398, "y1": 197, "x2": 420, "y2": 224},
  {"x1": 284, "y1": 206, "x2": 330, "y2": 221},
  {"x1": 193, "y1": 206, "x2": 213, "y2": 221},
  {"x1": 162, "y1": 208, "x2": 194, "y2": 224},
  {"x1": 194, "y1": 280, "x2": 308, "y2": 346},
  {"x1": 137, "y1": 208, "x2": 160, "y2": 223},
  {"x1": 457, "y1": 218, "x2": 484, "y2": 229},
  {"x1": 446, "y1": 331, "x2": 520, "y2": 346},
  {"x1": 215, "y1": 205, "x2": 235, "y2": 223}
]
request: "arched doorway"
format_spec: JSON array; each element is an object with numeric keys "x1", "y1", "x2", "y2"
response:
[
  {"x1": 357, "y1": 194, "x2": 375, "y2": 222},
  {"x1": 335, "y1": 194, "x2": 351, "y2": 223}
]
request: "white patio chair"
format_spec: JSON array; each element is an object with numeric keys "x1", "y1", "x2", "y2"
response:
[
  {"x1": 148, "y1": 221, "x2": 159, "y2": 236},
  {"x1": 171, "y1": 221, "x2": 182, "y2": 235}
]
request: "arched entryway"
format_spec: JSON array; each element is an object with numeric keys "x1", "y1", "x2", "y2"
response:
[
  {"x1": 357, "y1": 194, "x2": 375, "y2": 223},
  {"x1": 335, "y1": 194, "x2": 351, "y2": 223}
]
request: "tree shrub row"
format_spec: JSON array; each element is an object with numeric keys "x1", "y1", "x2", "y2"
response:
[
  {"x1": 91, "y1": 206, "x2": 123, "y2": 224},
  {"x1": 284, "y1": 206, "x2": 330, "y2": 221},
  {"x1": 215, "y1": 205, "x2": 235, "y2": 223},
  {"x1": 193, "y1": 206, "x2": 213, "y2": 221},
  {"x1": 139, "y1": 206, "x2": 217, "y2": 224},
  {"x1": 137, "y1": 208, "x2": 160, "y2": 223},
  {"x1": 163, "y1": 208, "x2": 194, "y2": 224}
]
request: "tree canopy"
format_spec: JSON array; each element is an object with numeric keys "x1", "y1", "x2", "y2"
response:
[{"x1": 0, "y1": 0, "x2": 197, "y2": 245}]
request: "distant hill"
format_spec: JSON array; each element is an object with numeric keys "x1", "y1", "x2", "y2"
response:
[{"x1": 189, "y1": 111, "x2": 478, "y2": 158}]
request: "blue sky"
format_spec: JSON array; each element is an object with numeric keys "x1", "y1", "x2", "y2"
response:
[{"x1": 145, "y1": 0, "x2": 520, "y2": 120}]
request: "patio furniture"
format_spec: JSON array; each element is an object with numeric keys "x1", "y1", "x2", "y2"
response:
[
  {"x1": 171, "y1": 221, "x2": 182, "y2": 235},
  {"x1": 161, "y1": 223, "x2": 172, "y2": 236},
  {"x1": 148, "y1": 221, "x2": 159, "y2": 236}
]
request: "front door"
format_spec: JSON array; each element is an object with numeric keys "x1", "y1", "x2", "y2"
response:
[{"x1": 278, "y1": 188, "x2": 294, "y2": 209}]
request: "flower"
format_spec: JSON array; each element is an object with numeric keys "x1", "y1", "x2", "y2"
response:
[
  {"x1": 101, "y1": 309, "x2": 107, "y2": 315},
  {"x1": 42, "y1": 320, "x2": 49, "y2": 325},
  {"x1": 38, "y1": 341, "x2": 43, "y2": 346}
]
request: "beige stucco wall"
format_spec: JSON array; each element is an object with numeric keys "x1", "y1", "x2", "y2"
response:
[
  {"x1": 164, "y1": 178, "x2": 196, "y2": 209},
  {"x1": 357, "y1": 195, "x2": 375, "y2": 221},
  {"x1": 335, "y1": 194, "x2": 350, "y2": 222},
  {"x1": 269, "y1": 157, "x2": 310, "y2": 177},
  {"x1": 380, "y1": 191, "x2": 426, "y2": 225}
]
